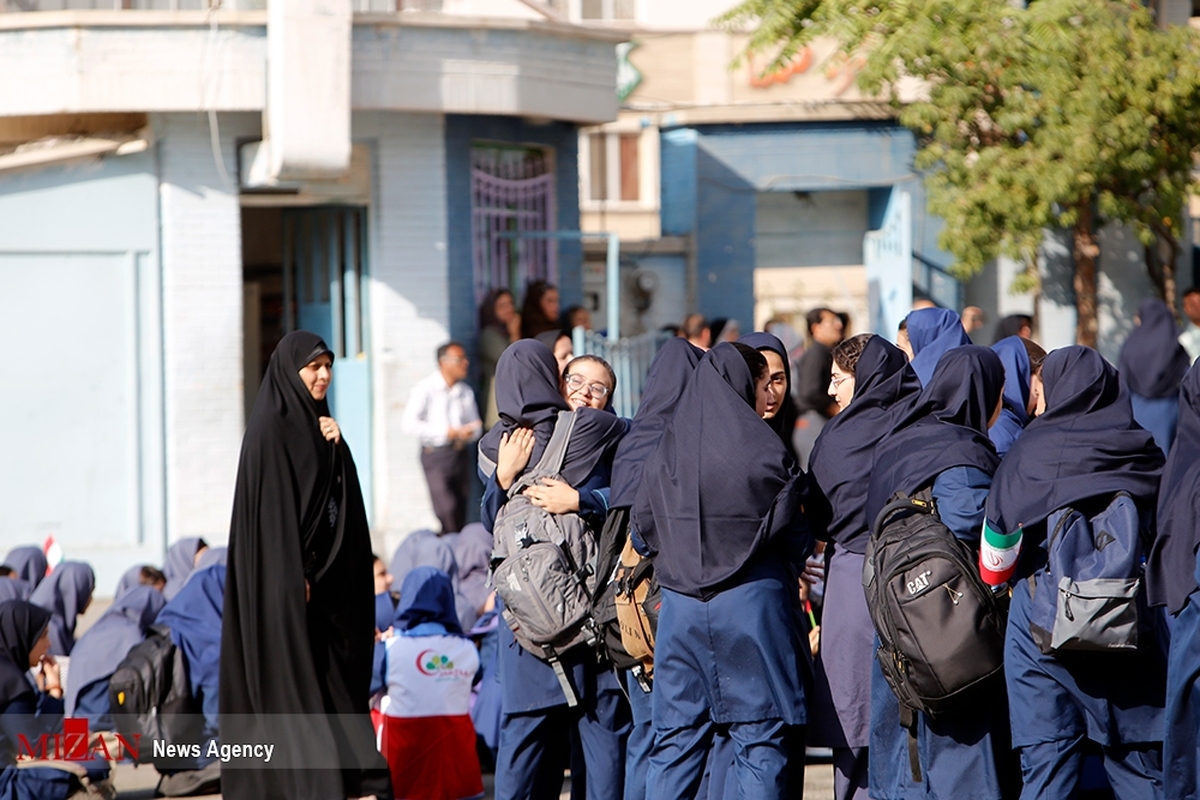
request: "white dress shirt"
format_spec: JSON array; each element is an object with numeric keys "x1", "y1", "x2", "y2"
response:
[{"x1": 401, "y1": 371, "x2": 482, "y2": 448}]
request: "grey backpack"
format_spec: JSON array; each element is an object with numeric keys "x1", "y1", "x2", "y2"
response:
[
  {"x1": 1028, "y1": 492, "x2": 1150, "y2": 654},
  {"x1": 490, "y1": 411, "x2": 599, "y2": 706}
]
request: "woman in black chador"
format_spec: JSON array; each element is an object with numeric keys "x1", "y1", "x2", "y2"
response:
[{"x1": 220, "y1": 331, "x2": 391, "y2": 800}]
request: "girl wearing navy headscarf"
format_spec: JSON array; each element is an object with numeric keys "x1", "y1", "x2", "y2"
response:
[
  {"x1": 603, "y1": 337, "x2": 704, "y2": 800},
  {"x1": 162, "y1": 537, "x2": 207, "y2": 602},
  {"x1": 28, "y1": 562, "x2": 94, "y2": 657},
  {"x1": 1119, "y1": 298, "x2": 1190, "y2": 455},
  {"x1": 64, "y1": 585, "x2": 165, "y2": 729},
  {"x1": 988, "y1": 336, "x2": 1046, "y2": 458},
  {"x1": 808, "y1": 334, "x2": 920, "y2": 800},
  {"x1": 476, "y1": 339, "x2": 628, "y2": 800},
  {"x1": 1, "y1": 549, "x2": 45, "y2": 593},
  {"x1": 982, "y1": 346, "x2": 1166, "y2": 799},
  {"x1": 634, "y1": 342, "x2": 811, "y2": 800},
  {"x1": 864, "y1": 346, "x2": 1014, "y2": 800},
  {"x1": 0, "y1": 599, "x2": 111, "y2": 799},
  {"x1": 157, "y1": 560, "x2": 227, "y2": 790},
  {"x1": 904, "y1": 307, "x2": 972, "y2": 386},
  {"x1": 378, "y1": 567, "x2": 482, "y2": 800},
  {"x1": 1144, "y1": 361, "x2": 1200, "y2": 798},
  {"x1": 739, "y1": 332, "x2": 800, "y2": 461}
]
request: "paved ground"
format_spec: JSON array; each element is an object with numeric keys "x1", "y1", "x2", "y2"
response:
[
  {"x1": 86, "y1": 601, "x2": 837, "y2": 799},
  {"x1": 111, "y1": 761, "x2": 835, "y2": 799}
]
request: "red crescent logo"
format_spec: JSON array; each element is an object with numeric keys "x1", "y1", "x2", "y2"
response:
[{"x1": 416, "y1": 650, "x2": 438, "y2": 675}]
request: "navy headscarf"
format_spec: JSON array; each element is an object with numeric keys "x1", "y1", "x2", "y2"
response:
[
  {"x1": 478, "y1": 339, "x2": 626, "y2": 485},
  {"x1": 609, "y1": 338, "x2": 704, "y2": 509},
  {"x1": 4, "y1": 547, "x2": 47, "y2": 591},
  {"x1": 739, "y1": 332, "x2": 800, "y2": 457},
  {"x1": 632, "y1": 342, "x2": 808, "y2": 599},
  {"x1": 1148, "y1": 362, "x2": 1200, "y2": 613},
  {"x1": 394, "y1": 567, "x2": 462, "y2": 635},
  {"x1": 866, "y1": 346, "x2": 1004, "y2": 524},
  {"x1": 64, "y1": 585, "x2": 166, "y2": 718},
  {"x1": 446, "y1": 523, "x2": 493, "y2": 618},
  {"x1": 114, "y1": 565, "x2": 150, "y2": 600},
  {"x1": 29, "y1": 561, "x2": 95, "y2": 657},
  {"x1": 390, "y1": 530, "x2": 458, "y2": 590},
  {"x1": 0, "y1": 601, "x2": 51, "y2": 705},
  {"x1": 159, "y1": 564, "x2": 226, "y2": 699},
  {"x1": 907, "y1": 307, "x2": 972, "y2": 386},
  {"x1": 989, "y1": 336, "x2": 1033, "y2": 458},
  {"x1": 0, "y1": 581, "x2": 30, "y2": 604},
  {"x1": 986, "y1": 346, "x2": 1164, "y2": 538},
  {"x1": 1118, "y1": 298, "x2": 1190, "y2": 399},
  {"x1": 163, "y1": 538, "x2": 206, "y2": 602},
  {"x1": 809, "y1": 337, "x2": 921, "y2": 553}
]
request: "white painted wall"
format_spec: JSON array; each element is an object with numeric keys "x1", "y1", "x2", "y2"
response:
[
  {"x1": 353, "y1": 111, "x2": 451, "y2": 556},
  {"x1": 155, "y1": 111, "x2": 259, "y2": 548}
]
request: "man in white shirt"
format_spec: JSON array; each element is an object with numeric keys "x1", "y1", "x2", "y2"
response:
[
  {"x1": 401, "y1": 341, "x2": 482, "y2": 534},
  {"x1": 1179, "y1": 287, "x2": 1200, "y2": 364}
]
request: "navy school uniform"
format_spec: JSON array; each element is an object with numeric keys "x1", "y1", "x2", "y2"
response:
[
  {"x1": 482, "y1": 464, "x2": 632, "y2": 800},
  {"x1": 1165, "y1": 554, "x2": 1200, "y2": 798},
  {"x1": 632, "y1": 343, "x2": 812, "y2": 800},
  {"x1": 861, "y1": 347, "x2": 1014, "y2": 800},
  {"x1": 986, "y1": 346, "x2": 1168, "y2": 800},
  {"x1": 868, "y1": 467, "x2": 1016, "y2": 800}
]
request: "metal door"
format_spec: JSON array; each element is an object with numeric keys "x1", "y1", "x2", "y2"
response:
[{"x1": 282, "y1": 206, "x2": 373, "y2": 521}]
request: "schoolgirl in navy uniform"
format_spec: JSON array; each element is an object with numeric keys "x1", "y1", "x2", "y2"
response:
[
  {"x1": 807, "y1": 334, "x2": 920, "y2": 800},
  {"x1": 985, "y1": 346, "x2": 1167, "y2": 799},
  {"x1": 634, "y1": 342, "x2": 811, "y2": 800},
  {"x1": 477, "y1": 340, "x2": 627, "y2": 800},
  {"x1": 864, "y1": 346, "x2": 1016, "y2": 800}
]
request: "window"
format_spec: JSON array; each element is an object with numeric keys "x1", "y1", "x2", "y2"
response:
[
  {"x1": 585, "y1": 132, "x2": 640, "y2": 203},
  {"x1": 579, "y1": 0, "x2": 634, "y2": 20}
]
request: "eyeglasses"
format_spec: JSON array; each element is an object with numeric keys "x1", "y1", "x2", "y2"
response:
[
  {"x1": 830, "y1": 375, "x2": 850, "y2": 390},
  {"x1": 565, "y1": 373, "x2": 611, "y2": 398}
]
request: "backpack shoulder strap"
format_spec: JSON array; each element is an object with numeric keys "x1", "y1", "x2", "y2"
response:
[{"x1": 509, "y1": 411, "x2": 577, "y2": 497}]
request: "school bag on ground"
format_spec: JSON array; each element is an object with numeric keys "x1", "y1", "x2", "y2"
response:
[
  {"x1": 592, "y1": 507, "x2": 660, "y2": 691},
  {"x1": 864, "y1": 489, "x2": 1007, "y2": 720},
  {"x1": 1027, "y1": 491, "x2": 1151, "y2": 655},
  {"x1": 108, "y1": 623, "x2": 203, "y2": 769},
  {"x1": 490, "y1": 410, "x2": 599, "y2": 706}
]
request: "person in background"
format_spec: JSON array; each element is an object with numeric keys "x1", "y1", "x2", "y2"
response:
[
  {"x1": 793, "y1": 307, "x2": 845, "y2": 470},
  {"x1": 680, "y1": 313, "x2": 711, "y2": 350},
  {"x1": 374, "y1": 555, "x2": 395, "y2": 637},
  {"x1": 402, "y1": 342, "x2": 483, "y2": 535},
  {"x1": 1119, "y1": 298, "x2": 1190, "y2": 456},
  {"x1": 0, "y1": 570, "x2": 28, "y2": 604},
  {"x1": 114, "y1": 565, "x2": 167, "y2": 599},
  {"x1": 707, "y1": 318, "x2": 741, "y2": 345},
  {"x1": 988, "y1": 336, "x2": 1047, "y2": 458},
  {"x1": 379, "y1": 567, "x2": 483, "y2": 800},
  {"x1": 162, "y1": 538, "x2": 208, "y2": 602},
  {"x1": 65, "y1": 585, "x2": 165, "y2": 729},
  {"x1": 561, "y1": 305, "x2": 592, "y2": 332},
  {"x1": 1179, "y1": 287, "x2": 1200, "y2": 364},
  {"x1": 29, "y1": 562, "x2": 94, "y2": 657},
  {"x1": 535, "y1": 330, "x2": 574, "y2": 376},
  {"x1": 520, "y1": 281, "x2": 561, "y2": 340},
  {"x1": 478, "y1": 288, "x2": 522, "y2": 430},
  {"x1": 3, "y1": 547, "x2": 47, "y2": 592},
  {"x1": 906, "y1": 307, "x2": 973, "y2": 386},
  {"x1": 0, "y1": 600, "x2": 112, "y2": 799},
  {"x1": 962, "y1": 306, "x2": 987, "y2": 342},
  {"x1": 993, "y1": 314, "x2": 1033, "y2": 344}
]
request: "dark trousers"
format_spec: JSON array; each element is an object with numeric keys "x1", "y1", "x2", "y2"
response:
[{"x1": 420, "y1": 444, "x2": 469, "y2": 534}]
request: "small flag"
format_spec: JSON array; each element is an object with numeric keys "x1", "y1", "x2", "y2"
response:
[
  {"x1": 43, "y1": 536, "x2": 63, "y2": 573},
  {"x1": 980, "y1": 520, "x2": 1022, "y2": 585}
]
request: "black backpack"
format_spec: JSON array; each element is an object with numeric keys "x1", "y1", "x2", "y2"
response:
[
  {"x1": 864, "y1": 490, "x2": 1007, "y2": 720},
  {"x1": 108, "y1": 624, "x2": 203, "y2": 768}
]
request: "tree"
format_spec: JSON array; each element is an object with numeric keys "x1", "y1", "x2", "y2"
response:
[{"x1": 719, "y1": 0, "x2": 1200, "y2": 344}]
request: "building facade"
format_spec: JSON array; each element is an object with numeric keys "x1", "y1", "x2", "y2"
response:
[{"x1": 0, "y1": 0, "x2": 620, "y2": 589}]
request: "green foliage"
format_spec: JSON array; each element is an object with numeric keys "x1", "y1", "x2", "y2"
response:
[{"x1": 719, "y1": 0, "x2": 1200, "y2": 284}]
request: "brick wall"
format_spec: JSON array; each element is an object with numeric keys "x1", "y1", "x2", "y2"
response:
[{"x1": 155, "y1": 111, "x2": 260, "y2": 546}]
